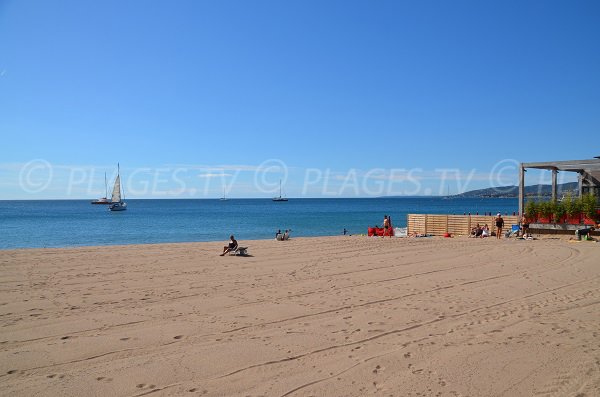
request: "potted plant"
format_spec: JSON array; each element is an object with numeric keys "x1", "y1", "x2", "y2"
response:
[
  {"x1": 524, "y1": 201, "x2": 538, "y2": 223},
  {"x1": 552, "y1": 200, "x2": 566, "y2": 224},
  {"x1": 582, "y1": 193, "x2": 598, "y2": 225},
  {"x1": 563, "y1": 193, "x2": 582, "y2": 224},
  {"x1": 537, "y1": 201, "x2": 553, "y2": 223}
]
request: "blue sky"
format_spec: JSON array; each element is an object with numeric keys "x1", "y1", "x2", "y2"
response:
[{"x1": 1, "y1": 0, "x2": 599, "y2": 198}]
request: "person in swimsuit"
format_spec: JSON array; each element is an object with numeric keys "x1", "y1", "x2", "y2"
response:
[
  {"x1": 481, "y1": 224, "x2": 490, "y2": 238},
  {"x1": 495, "y1": 213, "x2": 504, "y2": 239},
  {"x1": 220, "y1": 235, "x2": 238, "y2": 256},
  {"x1": 471, "y1": 223, "x2": 482, "y2": 238},
  {"x1": 520, "y1": 215, "x2": 529, "y2": 238},
  {"x1": 383, "y1": 215, "x2": 390, "y2": 238}
]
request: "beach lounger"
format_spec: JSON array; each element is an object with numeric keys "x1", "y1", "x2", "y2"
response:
[
  {"x1": 229, "y1": 246, "x2": 249, "y2": 256},
  {"x1": 506, "y1": 224, "x2": 520, "y2": 238}
]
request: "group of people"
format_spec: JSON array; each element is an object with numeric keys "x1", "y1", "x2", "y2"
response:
[
  {"x1": 220, "y1": 230, "x2": 292, "y2": 257},
  {"x1": 275, "y1": 229, "x2": 291, "y2": 241},
  {"x1": 220, "y1": 214, "x2": 596, "y2": 256},
  {"x1": 469, "y1": 213, "x2": 504, "y2": 239},
  {"x1": 469, "y1": 223, "x2": 491, "y2": 238}
]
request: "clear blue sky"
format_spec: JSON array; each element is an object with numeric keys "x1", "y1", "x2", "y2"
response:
[{"x1": 1, "y1": 0, "x2": 599, "y2": 198}]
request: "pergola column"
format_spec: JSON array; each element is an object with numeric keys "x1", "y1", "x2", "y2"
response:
[
  {"x1": 519, "y1": 165, "x2": 525, "y2": 215},
  {"x1": 552, "y1": 169, "x2": 558, "y2": 201}
]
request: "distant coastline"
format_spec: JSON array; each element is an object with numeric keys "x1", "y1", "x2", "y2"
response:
[{"x1": 448, "y1": 182, "x2": 578, "y2": 199}]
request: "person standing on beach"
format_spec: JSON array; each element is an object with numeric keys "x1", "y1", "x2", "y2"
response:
[
  {"x1": 383, "y1": 215, "x2": 390, "y2": 238},
  {"x1": 495, "y1": 213, "x2": 504, "y2": 239},
  {"x1": 520, "y1": 214, "x2": 529, "y2": 238}
]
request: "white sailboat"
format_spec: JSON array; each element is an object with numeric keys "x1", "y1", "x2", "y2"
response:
[
  {"x1": 220, "y1": 186, "x2": 228, "y2": 201},
  {"x1": 272, "y1": 180, "x2": 288, "y2": 202},
  {"x1": 109, "y1": 164, "x2": 127, "y2": 211},
  {"x1": 91, "y1": 172, "x2": 111, "y2": 204}
]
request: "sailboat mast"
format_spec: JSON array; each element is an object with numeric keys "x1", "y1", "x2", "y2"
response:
[
  {"x1": 119, "y1": 163, "x2": 125, "y2": 201},
  {"x1": 104, "y1": 172, "x2": 108, "y2": 198}
]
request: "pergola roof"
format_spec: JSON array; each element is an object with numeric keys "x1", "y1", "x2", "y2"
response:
[{"x1": 521, "y1": 158, "x2": 600, "y2": 173}]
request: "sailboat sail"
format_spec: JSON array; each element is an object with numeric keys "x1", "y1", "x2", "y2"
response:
[{"x1": 111, "y1": 175, "x2": 121, "y2": 203}]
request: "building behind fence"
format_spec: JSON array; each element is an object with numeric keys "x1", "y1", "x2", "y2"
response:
[{"x1": 407, "y1": 214, "x2": 520, "y2": 236}]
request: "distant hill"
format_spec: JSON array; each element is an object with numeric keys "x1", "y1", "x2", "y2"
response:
[{"x1": 454, "y1": 182, "x2": 578, "y2": 198}]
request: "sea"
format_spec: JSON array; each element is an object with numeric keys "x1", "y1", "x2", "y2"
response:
[{"x1": 0, "y1": 198, "x2": 518, "y2": 249}]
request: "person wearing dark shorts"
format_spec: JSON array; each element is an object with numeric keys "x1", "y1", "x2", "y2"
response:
[
  {"x1": 495, "y1": 213, "x2": 504, "y2": 239},
  {"x1": 575, "y1": 227, "x2": 595, "y2": 241},
  {"x1": 520, "y1": 215, "x2": 529, "y2": 238}
]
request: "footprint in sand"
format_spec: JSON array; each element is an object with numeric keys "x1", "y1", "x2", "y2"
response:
[
  {"x1": 96, "y1": 376, "x2": 113, "y2": 382},
  {"x1": 136, "y1": 383, "x2": 156, "y2": 389},
  {"x1": 173, "y1": 335, "x2": 183, "y2": 340}
]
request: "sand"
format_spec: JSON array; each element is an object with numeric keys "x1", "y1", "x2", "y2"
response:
[{"x1": 1, "y1": 236, "x2": 599, "y2": 396}]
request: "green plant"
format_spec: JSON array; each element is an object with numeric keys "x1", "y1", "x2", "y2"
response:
[
  {"x1": 562, "y1": 193, "x2": 578, "y2": 217},
  {"x1": 581, "y1": 193, "x2": 598, "y2": 219},
  {"x1": 538, "y1": 201, "x2": 553, "y2": 218},
  {"x1": 552, "y1": 200, "x2": 565, "y2": 223},
  {"x1": 574, "y1": 195, "x2": 583, "y2": 216},
  {"x1": 524, "y1": 201, "x2": 538, "y2": 219}
]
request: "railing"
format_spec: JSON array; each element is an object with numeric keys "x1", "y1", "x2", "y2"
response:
[{"x1": 407, "y1": 214, "x2": 520, "y2": 236}]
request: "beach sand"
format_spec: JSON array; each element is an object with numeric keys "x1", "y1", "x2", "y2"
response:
[{"x1": 1, "y1": 236, "x2": 599, "y2": 396}]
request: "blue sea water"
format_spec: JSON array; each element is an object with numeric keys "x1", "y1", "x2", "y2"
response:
[{"x1": 0, "y1": 198, "x2": 518, "y2": 249}]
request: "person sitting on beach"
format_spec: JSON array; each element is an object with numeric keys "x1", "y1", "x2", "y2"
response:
[
  {"x1": 470, "y1": 224, "x2": 481, "y2": 238},
  {"x1": 574, "y1": 226, "x2": 595, "y2": 241},
  {"x1": 275, "y1": 229, "x2": 281, "y2": 239},
  {"x1": 495, "y1": 213, "x2": 504, "y2": 239},
  {"x1": 220, "y1": 235, "x2": 238, "y2": 256},
  {"x1": 481, "y1": 224, "x2": 490, "y2": 238},
  {"x1": 283, "y1": 229, "x2": 290, "y2": 240}
]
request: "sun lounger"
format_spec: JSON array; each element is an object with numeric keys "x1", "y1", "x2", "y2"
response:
[
  {"x1": 229, "y1": 246, "x2": 249, "y2": 256},
  {"x1": 506, "y1": 224, "x2": 520, "y2": 238}
]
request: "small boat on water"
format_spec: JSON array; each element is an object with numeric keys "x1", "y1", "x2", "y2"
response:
[
  {"x1": 272, "y1": 180, "x2": 288, "y2": 202},
  {"x1": 91, "y1": 173, "x2": 111, "y2": 204},
  {"x1": 109, "y1": 164, "x2": 127, "y2": 211},
  {"x1": 220, "y1": 186, "x2": 228, "y2": 201}
]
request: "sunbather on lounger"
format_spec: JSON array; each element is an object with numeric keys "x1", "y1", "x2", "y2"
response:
[{"x1": 220, "y1": 235, "x2": 238, "y2": 256}]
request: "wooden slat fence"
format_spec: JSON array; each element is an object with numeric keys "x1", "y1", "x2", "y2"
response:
[{"x1": 407, "y1": 214, "x2": 520, "y2": 236}]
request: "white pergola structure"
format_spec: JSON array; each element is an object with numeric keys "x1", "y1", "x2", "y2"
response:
[{"x1": 518, "y1": 157, "x2": 600, "y2": 215}]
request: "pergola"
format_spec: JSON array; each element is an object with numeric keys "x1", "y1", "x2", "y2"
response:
[{"x1": 518, "y1": 157, "x2": 600, "y2": 215}]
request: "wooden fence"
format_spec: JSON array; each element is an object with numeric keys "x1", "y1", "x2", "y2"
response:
[{"x1": 407, "y1": 214, "x2": 520, "y2": 236}]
